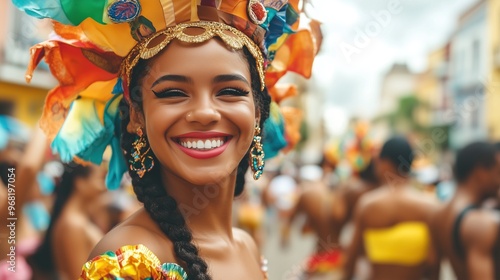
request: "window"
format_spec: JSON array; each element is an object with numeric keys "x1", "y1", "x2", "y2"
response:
[
  {"x1": 4, "y1": 4, "x2": 51, "y2": 68},
  {"x1": 0, "y1": 100, "x2": 14, "y2": 116},
  {"x1": 471, "y1": 40, "x2": 480, "y2": 74}
]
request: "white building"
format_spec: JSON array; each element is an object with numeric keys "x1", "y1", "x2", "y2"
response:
[
  {"x1": 448, "y1": 0, "x2": 488, "y2": 149},
  {"x1": 378, "y1": 63, "x2": 417, "y2": 115}
]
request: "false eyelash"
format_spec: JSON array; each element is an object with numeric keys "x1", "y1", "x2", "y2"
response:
[
  {"x1": 152, "y1": 88, "x2": 187, "y2": 98},
  {"x1": 217, "y1": 87, "x2": 250, "y2": 96}
]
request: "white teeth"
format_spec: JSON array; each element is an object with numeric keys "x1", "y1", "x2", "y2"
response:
[
  {"x1": 197, "y1": 140, "x2": 204, "y2": 149},
  {"x1": 180, "y1": 138, "x2": 227, "y2": 150}
]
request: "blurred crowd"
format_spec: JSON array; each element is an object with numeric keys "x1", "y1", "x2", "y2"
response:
[
  {"x1": 0, "y1": 116, "x2": 142, "y2": 280},
  {"x1": 233, "y1": 121, "x2": 500, "y2": 280},
  {"x1": 1, "y1": 115, "x2": 500, "y2": 280}
]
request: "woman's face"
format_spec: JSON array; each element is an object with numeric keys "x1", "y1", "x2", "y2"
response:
[
  {"x1": 131, "y1": 38, "x2": 258, "y2": 186},
  {"x1": 76, "y1": 163, "x2": 107, "y2": 199}
]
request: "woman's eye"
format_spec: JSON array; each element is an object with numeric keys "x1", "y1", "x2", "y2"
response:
[
  {"x1": 217, "y1": 88, "x2": 250, "y2": 96},
  {"x1": 152, "y1": 89, "x2": 187, "y2": 98}
]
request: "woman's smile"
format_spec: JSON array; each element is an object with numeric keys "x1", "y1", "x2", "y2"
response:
[
  {"x1": 136, "y1": 38, "x2": 256, "y2": 186},
  {"x1": 173, "y1": 131, "x2": 233, "y2": 159}
]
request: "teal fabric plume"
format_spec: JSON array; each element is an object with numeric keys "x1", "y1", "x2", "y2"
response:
[
  {"x1": 51, "y1": 94, "x2": 126, "y2": 190},
  {"x1": 262, "y1": 102, "x2": 287, "y2": 159}
]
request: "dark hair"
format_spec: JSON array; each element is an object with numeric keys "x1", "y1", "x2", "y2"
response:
[
  {"x1": 494, "y1": 142, "x2": 500, "y2": 152},
  {"x1": 28, "y1": 162, "x2": 92, "y2": 275},
  {"x1": 379, "y1": 136, "x2": 414, "y2": 176},
  {"x1": 0, "y1": 161, "x2": 15, "y2": 186},
  {"x1": 453, "y1": 141, "x2": 499, "y2": 183},
  {"x1": 358, "y1": 160, "x2": 378, "y2": 184},
  {"x1": 121, "y1": 46, "x2": 271, "y2": 279}
]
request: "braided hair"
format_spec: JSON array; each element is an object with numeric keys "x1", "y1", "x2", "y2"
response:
[{"x1": 120, "y1": 47, "x2": 271, "y2": 279}]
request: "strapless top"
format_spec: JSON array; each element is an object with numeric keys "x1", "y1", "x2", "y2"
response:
[{"x1": 363, "y1": 222, "x2": 430, "y2": 266}]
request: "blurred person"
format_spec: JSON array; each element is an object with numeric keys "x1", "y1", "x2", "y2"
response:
[
  {"x1": 264, "y1": 162, "x2": 299, "y2": 220},
  {"x1": 28, "y1": 162, "x2": 107, "y2": 280},
  {"x1": 90, "y1": 176, "x2": 142, "y2": 234},
  {"x1": 344, "y1": 136, "x2": 440, "y2": 280},
  {"x1": 0, "y1": 120, "x2": 49, "y2": 280},
  {"x1": 432, "y1": 142, "x2": 500, "y2": 280},
  {"x1": 282, "y1": 162, "x2": 341, "y2": 280},
  {"x1": 282, "y1": 156, "x2": 378, "y2": 279}
]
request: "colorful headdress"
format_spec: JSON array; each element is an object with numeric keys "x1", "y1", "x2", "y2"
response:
[
  {"x1": 13, "y1": 0, "x2": 320, "y2": 189},
  {"x1": 335, "y1": 121, "x2": 376, "y2": 174}
]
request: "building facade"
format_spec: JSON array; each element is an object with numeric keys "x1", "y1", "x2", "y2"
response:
[
  {"x1": 486, "y1": 0, "x2": 500, "y2": 140},
  {"x1": 448, "y1": 0, "x2": 488, "y2": 149},
  {"x1": 414, "y1": 44, "x2": 452, "y2": 129},
  {"x1": 378, "y1": 63, "x2": 417, "y2": 116},
  {"x1": 0, "y1": 2, "x2": 55, "y2": 126}
]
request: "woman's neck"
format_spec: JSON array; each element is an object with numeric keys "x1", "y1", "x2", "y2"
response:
[
  {"x1": 382, "y1": 171, "x2": 411, "y2": 188},
  {"x1": 455, "y1": 185, "x2": 487, "y2": 205},
  {"x1": 161, "y1": 170, "x2": 236, "y2": 243},
  {"x1": 66, "y1": 194, "x2": 93, "y2": 214}
]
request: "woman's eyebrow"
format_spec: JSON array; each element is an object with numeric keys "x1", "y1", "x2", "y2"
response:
[
  {"x1": 213, "y1": 74, "x2": 250, "y2": 86},
  {"x1": 151, "y1": 75, "x2": 193, "y2": 88}
]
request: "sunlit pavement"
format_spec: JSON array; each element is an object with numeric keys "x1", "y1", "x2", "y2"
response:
[{"x1": 262, "y1": 213, "x2": 315, "y2": 280}]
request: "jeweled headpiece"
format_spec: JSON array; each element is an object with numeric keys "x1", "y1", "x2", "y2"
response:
[{"x1": 13, "y1": 0, "x2": 321, "y2": 189}]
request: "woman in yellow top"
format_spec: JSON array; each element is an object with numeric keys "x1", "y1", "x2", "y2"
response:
[
  {"x1": 343, "y1": 136, "x2": 440, "y2": 280},
  {"x1": 13, "y1": 0, "x2": 320, "y2": 279}
]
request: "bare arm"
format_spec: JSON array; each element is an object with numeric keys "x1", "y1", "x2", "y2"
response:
[
  {"x1": 0, "y1": 180, "x2": 8, "y2": 257},
  {"x1": 467, "y1": 246, "x2": 495, "y2": 280},
  {"x1": 281, "y1": 191, "x2": 303, "y2": 248},
  {"x1": 12, "y1": 125, "x2": 48, "y2": 211},
  {"x1": 427, "y1": 208, "x2": 441, "y2": 280},
  {"x1": 55, "y1": 222, "x2": 96, "y2": 279},
  {"x1": 463, "y1": 211, "x2": 498, "y2": 280},
  {"x1": 0, "y1": 180, "x2": 6, "y2": 220},
  {"x1": 343, "y1": 199, "x2": 365, "y2": 280}
]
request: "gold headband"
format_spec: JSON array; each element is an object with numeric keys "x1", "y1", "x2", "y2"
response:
[{"x1": 121, "y1": 21, "x2": 265, "y2": 92}]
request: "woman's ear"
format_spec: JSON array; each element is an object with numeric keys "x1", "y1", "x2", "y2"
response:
[{"x1": 127, "y1": 105, "x2": 145, "y2": 133}]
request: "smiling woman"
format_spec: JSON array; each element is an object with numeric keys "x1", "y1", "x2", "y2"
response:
[{"x1": 12, "y1": 0, "x2": 320, "y2": 279}]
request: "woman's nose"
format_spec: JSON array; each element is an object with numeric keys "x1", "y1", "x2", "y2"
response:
[{"x1": 185, "y1": 97, "x2": 221, "y2": 125}]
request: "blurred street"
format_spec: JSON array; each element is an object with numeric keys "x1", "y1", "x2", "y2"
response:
[
  {"x1": 262, "y1": 214, "x2": 315, "y2": 280},
  {"x1": 1, "y1": 0, "x2": 500, "y2": 279},
  {"x1": 263, "y1": 216, "x2": 457, "y2": 280}
]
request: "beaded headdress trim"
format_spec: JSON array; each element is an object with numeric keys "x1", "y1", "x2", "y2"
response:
[{"x1": 121, "y1": 20, "x2": 265, "y2": 99}]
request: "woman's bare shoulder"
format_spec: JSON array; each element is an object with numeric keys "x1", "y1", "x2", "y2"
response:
[
  {"x1": 233, "y1": 227, "x2": 259, "y2": 260},
  {"x1": 88, "y1": 208, "x2": 175, "y2": 262}
]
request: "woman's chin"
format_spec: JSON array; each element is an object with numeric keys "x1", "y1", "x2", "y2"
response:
[{"x1": 185, "y1": 171, "x2": 236, "y2": 187}]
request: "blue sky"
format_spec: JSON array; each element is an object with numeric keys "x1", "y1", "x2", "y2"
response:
[{"x1": 306, "y1": 0, "x2": 478, "y2": 125}]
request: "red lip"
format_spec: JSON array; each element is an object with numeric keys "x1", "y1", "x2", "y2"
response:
[
  {"x1": 175, "y1": 139, "x2": 231, "y2": 159},
  {"x1": 174, "y1": 131, "x2": 231, "y2": 139}
]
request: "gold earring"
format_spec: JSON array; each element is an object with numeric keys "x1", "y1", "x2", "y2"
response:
[
  {"x1": 250, "y1": 125, "x2": 265, "y2": 180},
  {"x1": 129, "y1": 128, "x2": 154, "y2": 178}
]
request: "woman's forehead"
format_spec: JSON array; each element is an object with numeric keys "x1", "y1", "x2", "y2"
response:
[{"x1": 143, "y1": 39, "x2": 251, "y2": 82}]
